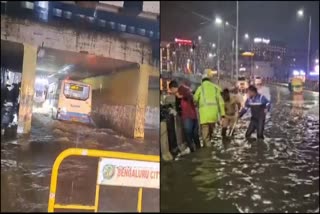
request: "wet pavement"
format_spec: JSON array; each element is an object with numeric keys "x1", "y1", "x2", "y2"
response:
[
  {"x1": 1, "y1": 112, "x2": 159, "y2": 212},
  {"x1": 161, "y1": 86, "x2": 319, "y2": 213}
]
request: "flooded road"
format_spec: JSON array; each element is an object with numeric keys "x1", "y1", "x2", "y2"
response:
[
  {"x1": 1, "y1": 112, "x2": 159, "y2": 212},
  {"x1": 161, "y1": 86, "x2": 319, "y2": 213}
]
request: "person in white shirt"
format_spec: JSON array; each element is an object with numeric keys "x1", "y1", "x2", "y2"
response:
[{"x1": 255, "y1": 78, "x2": 271, "y2": 101}]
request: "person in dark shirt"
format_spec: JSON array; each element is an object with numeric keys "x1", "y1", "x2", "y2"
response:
[
  {"x1": 239, "y1": 85, "x2": 271, "y2": 139},
  {"x1": 169, "y1": 80, "x2": 201, "y2": 152}
]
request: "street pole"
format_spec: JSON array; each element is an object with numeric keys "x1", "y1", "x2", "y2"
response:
[
  {"x1": 193, "y1": 52, "x2": 196, "y2": 74},
  {"x1": 231, "y1": 39, "x2": 234, "y2": 80},
  {"x1": 235, "y1": 1, "x2": 239, "y2": 81},
  {"x1": 160, "y1": 48, "x2": 163, "y2": 73},
  {"x1": 217, "y1": 28, "x2": 220, "y2": 82},
  {"x1": 167, "y1": 48, "x2": 170, "y2": 72},
  {"x1": 307, "y1": 15, "x2": 311, "y2": 76}
]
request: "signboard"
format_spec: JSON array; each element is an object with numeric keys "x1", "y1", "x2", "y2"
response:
[
  {"x1": 254, "y1": 37, "x2": 270, "y2": 44},
  {"x1": 97, "y1": 158, "x2": 160, "y2": 189},
  {"x1": 70, "y1": 84, "x2": 84, "y2": 91},
  {"x1": 241, "y1": 52, "x2": 254, "y2": 57},
  {"x1": 174, "y1": 38, "x2": 192, "y2": 45}
]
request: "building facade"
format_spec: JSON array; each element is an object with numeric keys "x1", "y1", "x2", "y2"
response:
[
  {"x1": 250, "y1": 38, "x2": 286, "y2": 62},
  {"x1": 160, "y1": 38, "x2": 220, "y2": 74}
]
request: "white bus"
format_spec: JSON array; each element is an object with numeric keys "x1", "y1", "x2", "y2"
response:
[{"x1": 47, "y1": 79, "x2": 92, "y2": 124}]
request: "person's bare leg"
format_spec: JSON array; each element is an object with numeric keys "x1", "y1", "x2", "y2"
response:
[{"x1": 201, "y1": 124, "x2": 211, "y2": 147}]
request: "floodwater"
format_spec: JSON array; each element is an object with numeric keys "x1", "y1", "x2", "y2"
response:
[
  {"x1": 161, "y1": 86, "x2": 319, "y2": 213},
  {"x1": 1, "y1": 111, "x2": 159, "y2": 212}
]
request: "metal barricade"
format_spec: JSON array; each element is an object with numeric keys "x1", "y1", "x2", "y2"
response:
[{"x1": 48, "y1": 148, "x2": 160, "y2": 212}]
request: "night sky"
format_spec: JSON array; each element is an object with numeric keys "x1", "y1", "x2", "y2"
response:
[{"x1": 161, "y1": 1, "x2": 319, "y2": 55}]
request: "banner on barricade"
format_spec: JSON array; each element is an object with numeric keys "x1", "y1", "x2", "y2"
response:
[{"x1": 97, "y1": 158, "x2": 160, "y2": 189}]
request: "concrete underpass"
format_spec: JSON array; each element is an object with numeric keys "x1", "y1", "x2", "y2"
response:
[
  {"x1": 1, "y1": 40, "x2": 159, "y2": 138},
  {"x1": 1, "y1": 9, "x2": 159, "y2": 140},
  {"x1": 1, "y1": 1, "x2": 159, "y2": 212}
]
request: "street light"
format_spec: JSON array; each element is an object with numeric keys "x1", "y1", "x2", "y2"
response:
[
  {"x1": 212, "y1": 43, "x2": 216, "y2": 48},
  {"x1": 297, "y1": 9, "x2": 304, "y2": 17},
  {"x1": 223, "y1": 20, "x2": 238, "y2": 80},
  {"x1": 208, "y1": 53, "x2": 213, "y2": 58},
  {"x1": 236, "y1": 1, "x2": 239, "y2": 81},
  {"x1": 198, "y1": 35, "x2": 202, "y2": 41},
  {"x1": 215, "y1": 17, "x2": 223, "y2": 25},
  {"x1": 296, "y1": 9, "x2": 312, "y2": 75},
  {"x1": 215, "y1": 16, "x2": 223, "y2": 81},
  {"x1": 244, "y1": 33, "x2": 249, "y2": 39}
]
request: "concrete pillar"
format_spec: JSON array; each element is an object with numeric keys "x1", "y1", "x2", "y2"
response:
[
  {"x1": 133, "y1": 64, "x2": 150, "y2": 138},
  {"x1": 17, "y1": 43, "x2": 37, "y2": 134}
]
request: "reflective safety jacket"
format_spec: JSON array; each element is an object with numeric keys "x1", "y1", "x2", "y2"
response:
[
  {"x1": 239, "y1": 93, "x2": 271, "y2": 120},
  {"x1": 193, "y1": 80, "x2": 225, "y2": 124}
]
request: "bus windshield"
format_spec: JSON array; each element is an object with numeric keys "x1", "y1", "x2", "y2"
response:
[{"x1": 63, "y1": 83, "x2": 90, "y2": 100}]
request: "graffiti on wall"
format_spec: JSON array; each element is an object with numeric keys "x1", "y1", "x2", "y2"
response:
[{"x1": 92, "y1": 104, "x2": 159, "y2": 136}]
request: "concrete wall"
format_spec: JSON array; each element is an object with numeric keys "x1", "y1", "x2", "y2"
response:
[
  {"x1": 145, "y1": 85, "x2": 159, "y2": 129},
  {"x1": 82, "y1": 68, "x2": 139, "y2": 137},
  {"x1": 147, "y1": 89, "x2": 159, "y2": 107},
  {"x1": 1, "y1": 15, "x2": 152, "y2": 65},
  {"x1": 82, "y1": 64, "x2": 159, "y2": 138},
  {"x1": 83, "y1": 68, "x2": 140, "y2": 106}
]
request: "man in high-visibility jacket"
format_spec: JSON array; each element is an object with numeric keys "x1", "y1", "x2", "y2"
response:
[{"x1": 193, "y1": 73, "x2": 225, "y2": 147}]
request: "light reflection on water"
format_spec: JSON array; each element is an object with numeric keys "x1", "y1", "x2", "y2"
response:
[
  {"x1": 161, "y1": 87, "x2": 319, "y2": 213},
  {"x1": 1, "y1": 114, "x2": 159, "y2": 212}
]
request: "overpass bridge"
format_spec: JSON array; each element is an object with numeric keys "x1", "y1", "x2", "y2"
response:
[{"x1": 1, "y1": 1, "x2": 159, "y2": 139}]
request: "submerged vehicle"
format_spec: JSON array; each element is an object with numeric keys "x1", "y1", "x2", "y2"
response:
[{"x1": 47, "y1": 79, "x2": 93, "y2": 124}]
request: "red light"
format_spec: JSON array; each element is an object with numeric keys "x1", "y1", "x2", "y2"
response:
[{"x1": 174, "y1": 38, "x2": 192, "y2": 45}]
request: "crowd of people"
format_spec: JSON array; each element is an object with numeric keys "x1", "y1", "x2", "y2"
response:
[{"x1": 160, "y1": 71, "x2": 272, "y2": 160}]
